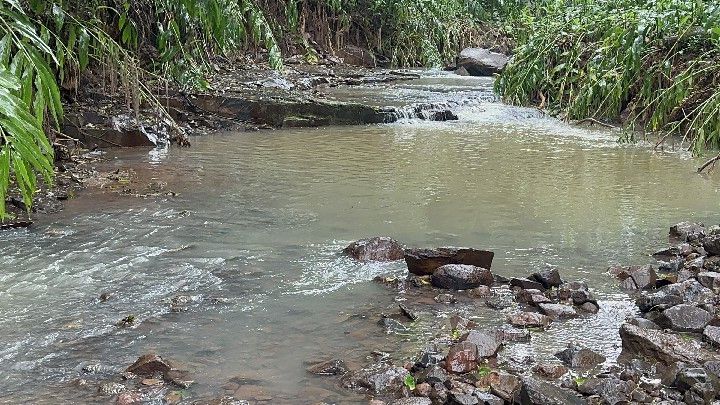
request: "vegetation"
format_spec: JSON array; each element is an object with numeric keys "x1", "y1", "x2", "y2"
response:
[{"x1": 496, "y1": 0, "x2": 720, "y2": 154}]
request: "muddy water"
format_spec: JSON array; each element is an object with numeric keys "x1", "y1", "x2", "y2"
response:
[{"x1": 1, "y1": 73, "x2": 720, "y2": 403}]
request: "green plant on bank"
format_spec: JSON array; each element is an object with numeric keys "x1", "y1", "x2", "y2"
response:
[
  {"x1": 403, "y1": 374, "x2": 416, "y2": 390},
  {"x1": 496, "y1": 0, "x2": 720, "y2": 154}
]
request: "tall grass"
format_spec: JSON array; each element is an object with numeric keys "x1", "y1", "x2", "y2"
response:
[{"x1": 496, "y1": 0, "x2": 720, "y2": 154}]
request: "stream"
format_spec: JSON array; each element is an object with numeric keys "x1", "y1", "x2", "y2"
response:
[{"x1": 1, "y1": 72, "x2": 719, "y2": 404}]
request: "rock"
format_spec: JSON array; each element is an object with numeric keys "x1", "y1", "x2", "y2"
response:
[
  {"x1": 697, "y1": 271, "x2": 720, "y2": 289},
  {"x1": 538, "y1": 303, "x2": 578, "y2": 320},
  {"x1": 675, "y1": 367, "x2": 719, "y2": 404},
  {"x1": 579, "y1": 302, "x2": 599, "y2": 313},
  {"x1": 448, "y1": 392, "x2": 478, "y2": 405},
  {"x1": 423, "y1": 365, "x2": 449, "y2": 385},
  {"x1": 530, "y1": 268, "x2": 563, "y2": 289},
  {"x1": 630, "y1": 265, "x2": 657, "y2": 290},
  {"x1": 628, "y1": 317, "x2": 661, "y2": 329},
  {"x1": 532, "y1": 363, "x2": 568, "y2": 379},
  {"x1": 126, "y1": 354, "x2": 171, "y2": 377},
  {"x1": 462, "y1": 330, "x2": 502, "y2": 358},
  {"x1": 456, "y1": 48, "x2": 509, "y2": 76},
  {"x1": 98, "y1": 382, "x2": 127, "y2": 395},
  {"x1": 392, "y1": 398, "x2": 432, "y2": 405},
  {"x1": 341, "y1": 363, "x2": 409, "y2": 394},
  {"x1": 489, "y1": 372, "x2": 521, "y2": 401},
  {"x1": 416, "y1": 350, "x2": 444, "y2": 369},
  {"x1": 636, "y1": 280, "x2": 714, "y2": 312},
  {"x1": 379, "y1": 316, "x2": 409, "y2": 334},
  {"x1": 577, "y1": 377, "x2": 633, "y2": 404},
  {"x1": 619, "y1": 323, "x2": 717, "y2": 365},
  {"x1": 703, "y1": 325, "x2": 720, "y2": 346},
  {"x1": 507, "y1": 312, "x2": 551, "y2": 328},
  {"x1": 473, "y1": 391, "x2": 504, "y2": 405},
  {"x1": 445, "y1": 342, "x2": 479, "y2": 373},
  {"x1": 636, "y1": 290, "x2": 684, "y2": 312},
  {"x1": 656, "y1": 304, "x2": 713, "y2": 332},
  {"x1": 427, "y1": 110, "x2": 458, "y2": 121},
  {"x1": 399, "y1": 304, "x2": 418, "y2": 321},
  {"x1": 405, "y1": 248, "x2": 494, "y2": 276},
  {"x1": 164, "y1": 370, "x2": 193, "y2": 388},
  {"x1": 670, "y1": 222, "x2": 706, "y2": 243},
  {"x1": 343, "y1": 237, "x2": 404, "y2": 262},
  {"x1": 518, "y1": 376, "x2": 587, "y2": 404},
  {"x1": 515, "y1": 289, "x2": 545, "y2": 304},
  {"x1": 434, "y1": 293, "x2": 457, "y2": 304},
  {"x1": 652, "y1": 246, "x2": 682, "y2": 260},
  {"x1": 338, "y1": 45, "x2": 376, "y2": 67},
  {"x1": 467, "y1": 285, "x2": 492, "y2": 298},
  {"x1": 554, "y1": 344, "x2": 605, "y2": 370},
  {"x1": 557, "y1": 282, "x2": 596, "y2": 306},
  {"x1": 510, "y1": 277, "x2": 545, "y2": 291},
  {"x1": 431, "y1": 264, "x2": 494, "y2": 290},
  {"x1": 306, "y1": 359, "x2": 348, "y2": 376}
]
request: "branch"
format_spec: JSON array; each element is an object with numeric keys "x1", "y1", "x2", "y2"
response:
[{"x1": 697, "y1": 152, "x2": 720, "y2": 174}]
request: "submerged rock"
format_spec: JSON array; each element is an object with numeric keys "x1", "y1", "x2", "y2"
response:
[
  {"x1": 506, "y1": 312, "x2": 551, "y2": 328},
  {"x1": 343, "y1": 237, "x2": 405, "y2": 262},
  {"x1": 431, "y1": 264, "x2": 494, "y2": 290},
  {"x1": 405, "y1": 247, "x2": 494, "y2": 276},
  {"x1": 307, "y1": 359, "x2": 348, "y2": 376},
  {"x1": 126, "y1": 354, "x2": 171, "y2": 377},
  {"x1": 554, "y1": 344, "x2": 605, "y2": 370},
  {"x1": 456, "y1": 48, "x2": 509, "y2": 76}
]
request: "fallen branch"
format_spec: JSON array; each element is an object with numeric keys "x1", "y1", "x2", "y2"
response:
[
  {"x1": 697, "y1": 152, "x2": 720, "y2": 174},
  {"x1": 576, "y1": 117, "x2": 617, "y2": 129}
]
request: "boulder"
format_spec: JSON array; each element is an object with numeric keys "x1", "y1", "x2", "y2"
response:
[
  {"x1": 576, "y1": 377, "x2": 633, "y2": 404},
  {"x1": 489, "y1": 372, "x2": 521, "y2": 401},
  {"x1": 636, "y1": 280, "x2": 714, "y2": 312},
  {"x1": 462, "y1": 330, "x2": 502, "y2": 358},
  {"x1": 530, "y1": 269, "x2": 562, "y2": 289},
  {"x1": 703, "y1": 325, "x2": 720, "y2": 346},
  {"x1": 538, "y1": 303, "x2": 578, "y2": 320},
  {"x1": 473, "y1": 391, "x2": 504, "y2": 405},
  {"x1": 495, "y1": 326, "x2": 532, "y2": 343},
  {"x1": 343, "y1": 237, "x2": 405, "y2": 262},
  {"x1": 656, "y1": 304, "x2": 713, "y2": 332},
  {"x1": 431, "y1": 264, "x2": 494, "y2": 290},
  {"x1": 456, "y1": 48, "x2": 509, "y2": 76},
  {"x1": 612, "y1": 265, "x2": 656, "y2": 290},
  {"x1": 518, "y1": 376, "x2": 587, "y2": 404},
  {"x1": 510, "y1": 277, "x2": 545, "y2": 291},
  {"x1": 405, "y1": 248, "x2": 494, "y2": 276},
  {"x1": 446, "y1": 342, "x2": 479, "y2": 373},
  {"x1": 532, "y1": 363, "x2": 568, "y2": 379},
  {"x1": 554, "y1": 344, "x2": 605, "y2": 370},
  {"x1": 422, "y1": 365, "x2": 449, "y2": 385},
  {"x1": 557, "y1": 282, "x2": 597, "y2": 306},
  {"x1": 126, "y1": 354, "x2": 172, "y2": 377},
  {"x1": 704, "y1": 235, "x2": 720, "y2": 256},
  {"x1": 674, "y1": 367, "x2": 719, "y2": 404},
  {"x1": 338, "y1": 45, "x2": 376, "y2": 67},
  {"x1": 670, "y1": 222, "x2": 706, "y2": 243},
  {"x1": 697, "y1": 271, "x2": 720, "y2": 290},
  {"x1": 341, "y1": 363, "x2": 409, "y2": 394},
  {"x1": 619, "y1": 323, "x2": 717, "y2": 365},
  {"x1": 507, "y1": 312, "x2": 551, "y2": 328},
  {"x1": 447, "y1": 392, "x2": 478, "y2": 405},
  {"x1": 392, "y1": 398, "x2": 432, "y2": 405}
]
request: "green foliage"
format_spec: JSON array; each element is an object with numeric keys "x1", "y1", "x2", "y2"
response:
[
  {"x1": 403, "y1": 374, "x2": 416, "y2": 390},
  {"x1": 496, "y1": 0, "x2": 720, "y2": 154}
]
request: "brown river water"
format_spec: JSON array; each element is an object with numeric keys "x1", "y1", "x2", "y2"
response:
[{"x1": 1, "y1": 73, "x2": 719, "y2": 404}]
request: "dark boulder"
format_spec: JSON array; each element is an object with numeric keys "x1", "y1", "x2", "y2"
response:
[
  {"x1": 126, "y1": 354, "x2": 172, "y2": 377},
  {"x1": 432, "y1": 264, "x2": 494, "y2": 290},
  {"x1": 554, "y1": 344, "x2": 605, "y2": 370},
  {"x1": 612, "y1": 265, "x2": 657, "y2": 290},
  {"x1": 705, "y1": 235, "x2": 720, "y2": 256},
  {"x1": 489, "y1": 372, "x2": 521, "y2": 402},
  {"x1": 518, "y1": 376, "x2": 587, "y2": 404},
  {"x1": 530, "y1": 268, "x2": 562, "y2": 289},
  {"x1": 462, "y1": 330, "x2": 502, "y2": 358},
  {"x1": 510, "y1": 277, "x2": 545, "y2": 291},
  {"x1": 446, "y1": 342, "x2": 479, "y2": 373},
  {"x1": 344, "y1": 237, "x2": 404, "y2": 262},
  {"x1": 473, "y1": 391, "x2": 504, "y2": 405},
  {"x1": 405, "y1": 247, "x2": 494, "y2": 276},
  {"x1": 447, "y1": 392, "x2": 478, "y2": 405},
  {"x1": 557, "y1": 281, "x2": 597, "y2": 306},
  {"x1": 456, "y1": 48, "x2": 509, "y2": 76},
  {"x1": 674, "y1": 367, "x2": 720, "y2": 404},
  {"x1": 697, "y1": 271, "x2": 720, "y2": 290},
  {"x1": 656, "y1": 304, "x2": 713, "y2": 332},
  {"x1": 576, "y1": 377, "x2": 633, "y2": 404},
  {"x1": 538, "y1": 303, "x2": 578, "y2": 320},
  {"x1": 670, "y1": 222, "x2": 706, "y2": 243}
]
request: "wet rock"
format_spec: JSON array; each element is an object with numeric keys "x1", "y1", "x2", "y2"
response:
[
  {"x1": 427, "y1": 110, "x2": 459, "y2": 121},
  {"x1": 619, "y1": 323, "x2": 716, "y2": 365},
  {"x1": 126, "y1": 354, "x2": 171, "y2": 377},
  {"x1": 445, "y1": 342, "x2": 479, "y2": 373},
  {"x1": 577, "y1": 377, "x2": 633, "y2": 404},
  {"x1": 306, "y1": 359, "x2": 348, "y2": 376},
  {"x1": 518, "y1": 376, "x2": 587, "y2": 404},
  {"x1": 456, "y1": 48, "x2": 509, "y2": 76},
  {"x1": 392, "y1": 398, "x2": 432, "y2": 405},
  {"x1": 697, "y1": 271, "x2": 720, "y2": 290},
  {"x1": 415, "y1": 382, "x2": 431, "y2": 397},
  {"x1": 343, "y1": 237, "x2": 405, "y2": 262},
  {"x1": 515, "y1": 288, "x2": 545, "y2": 304},
  {"x1": 431, "y1": 264, "x2": 494, "y2": 290},
  {"x1": 467, "y1": 285, "x2": 492, "y2": 298},
  {"x1": 399, "y1": 303, "x2": 419, "y2": 321},
  {"x1": 530, "y1": 268, "x2": 562, "y2": 289},
  {"x1": 538, "y1": 303, "x2": 578, "y2": 320},
  {"x1": 379, "y1": 316, "x2": 408, "y2": 334},
  {"x1": 656, "y1": 304, "x2": 713, "y2": 332},
  {"x1": 579, "y1": 302, "x2": 599, "y2": 313},
  {"x1": 462, "y1": 330, "x2": 502, "y2": 358},
  {"x1": 532, "y1": 363, "x2": 568, "y2": 379},
  {"x1": 416, "y1": 350, "x2": 444, "y2": 369},
  {"x1": 506, "y1": 312, "x2": 551, "y2": 328},
  {"x1": 489, "y1": 372, "x2": 521, "y2": 402},
  {"x1": 98, "y1": 382, "x2": 127, "y2": 395},
  {"x1": 434, "y1": 293, "x2": 457, "y2": 304},
  {"x1": 629, "y1": 265, "x2": 657, "y2": 290},
  {"x1": 554, "y1": 344, "x2": 605, "y2": 370},
  {"x1": 496, "y1": 326, "x2": 532, "y2": 343},
  {"x1": 658, "y1": 257, "x2": 685, "y2": 273},
  {"x1": 670, "y1": 222, "x2": 706, "y2": 243},
  {"x1": 341, "y1": 363, "x2": 409, "y2": 394},
  {"x1": 405, "y1": 247, "x2": 494, "y2": 276},
  {"x1": 636, "y1": 290, "x2": 684, "y2": 312},
  {"x1": 652, "y1": 246, "x2": 682, "y2": 260},
  {"x1": 557, "y1": 282, "x2": 597, "y2": 306},
  {"x1": 165, "y1": 370, "x2": 193, "y2": 388},
  {"x1": 510, "y1": 277, "x2": 545, "y2": 291}
]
